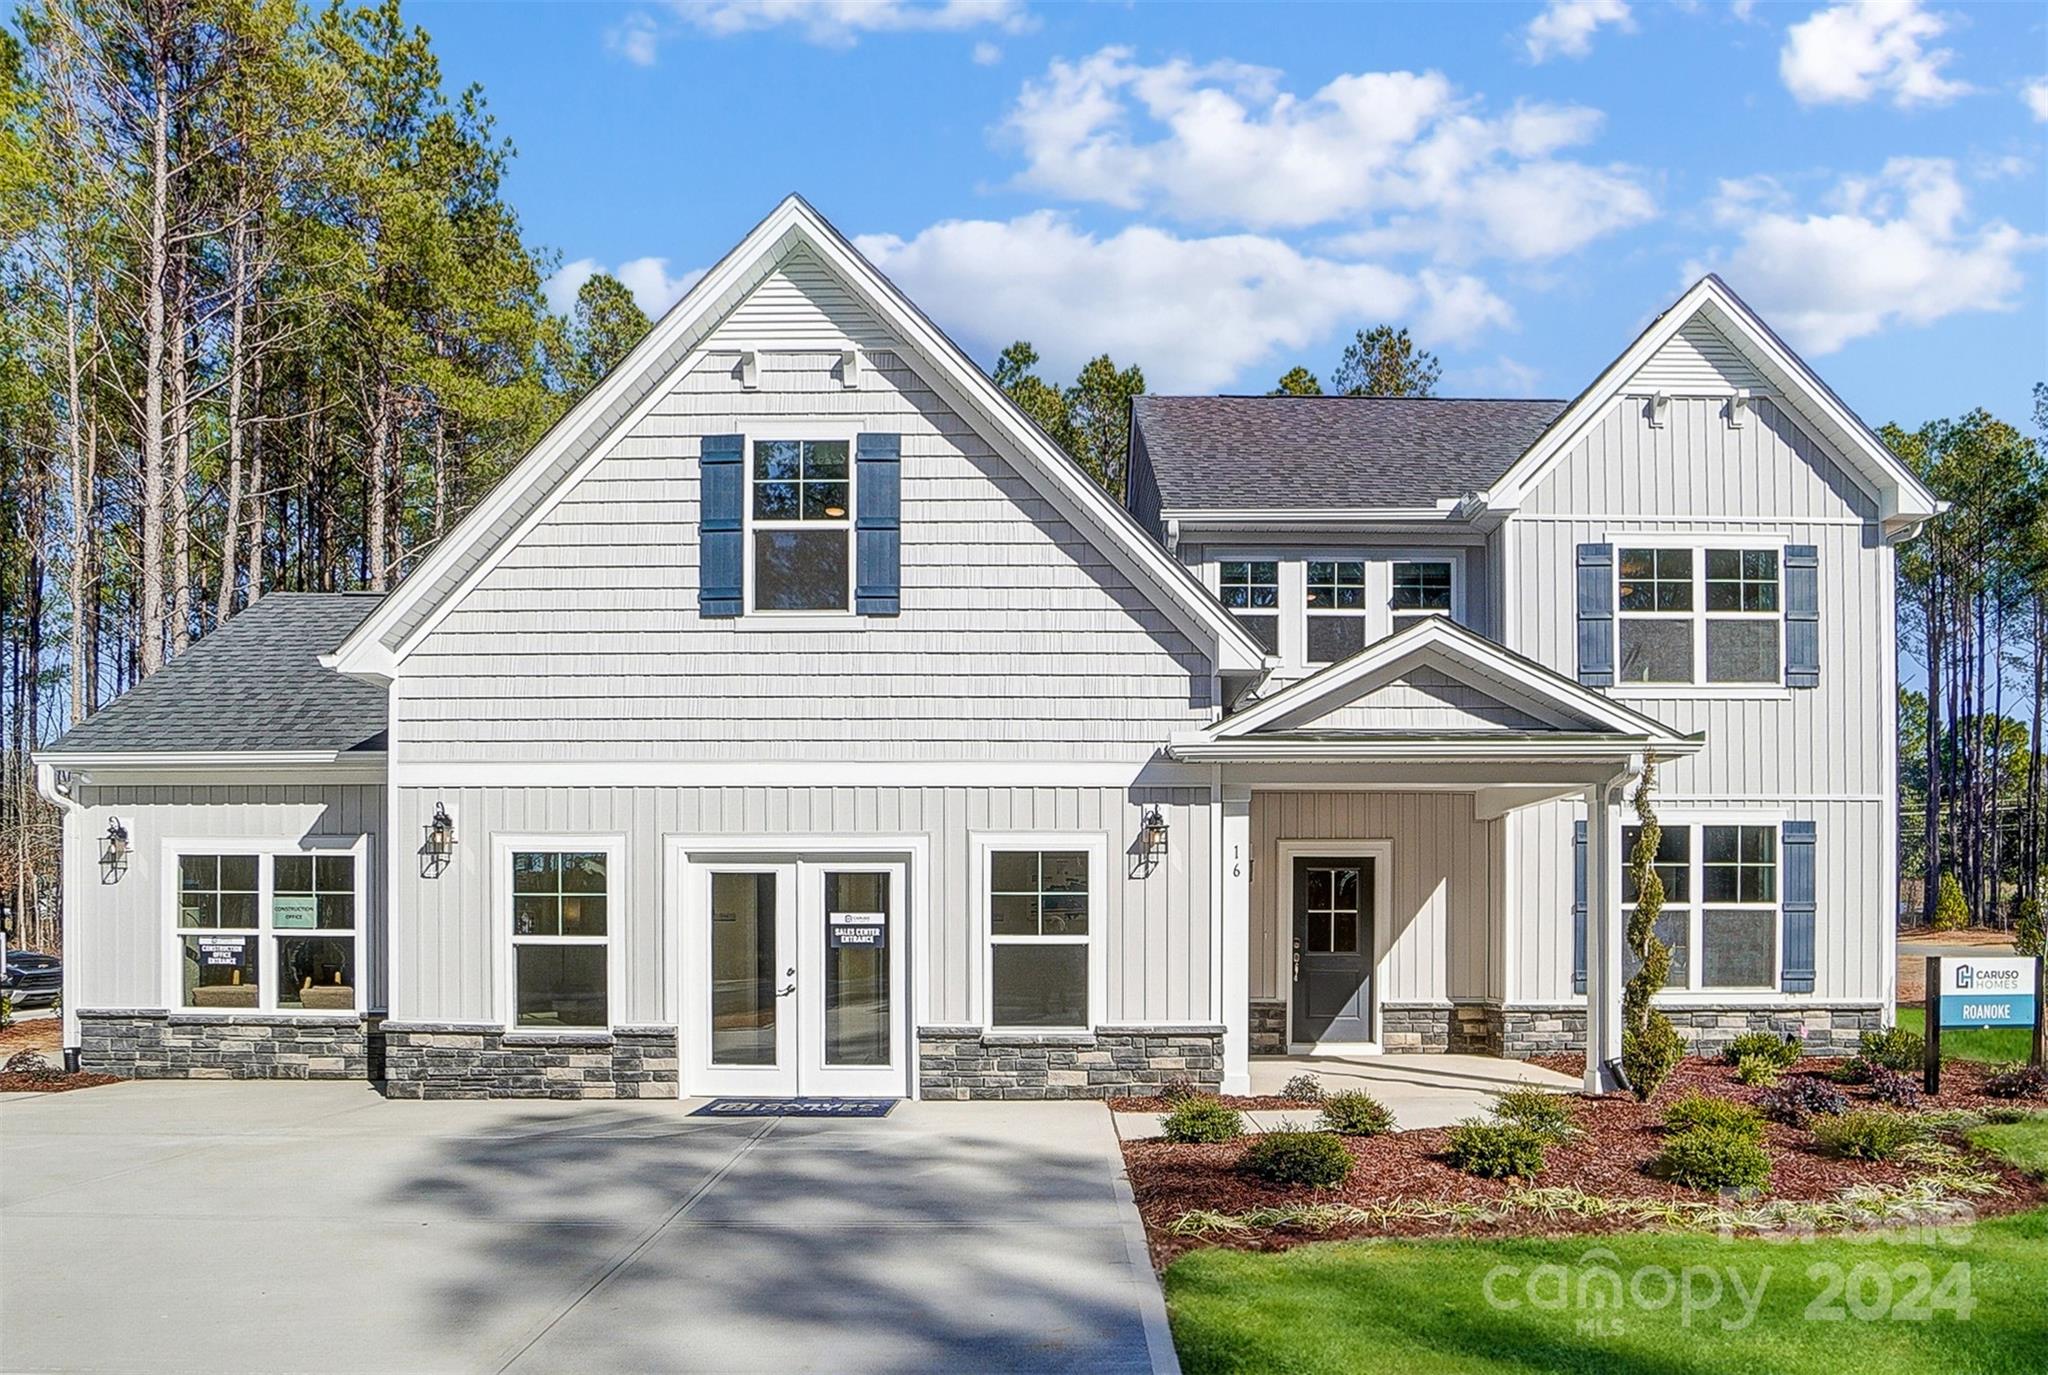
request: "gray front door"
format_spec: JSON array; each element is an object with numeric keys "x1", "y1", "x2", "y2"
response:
[{"x1": 1291, "y1": 857, "x2": 1373, "y2": 1044}]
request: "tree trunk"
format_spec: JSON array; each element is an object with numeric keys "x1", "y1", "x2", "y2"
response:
[
  {"x1": 136, "y1": 27, "x2": 172, "y2": 676},
  {"x1": 1924, "y1": 572, "x2": 1944, "y2": 927},
  {"x1": 170, "y1": 247, "x2": 192, "y2": 655},
  {"x1": 215, "y1": 219, "x2": 252, "y2": 623},
  {"x1": 244, "y1": 352, "x2": 266, "y2": 605},
  {"x1": 2027, "y1": 591, "x2": 2045, "y2": 905},
  {"x1": 366, "y1": 381, "x2": 390, "y2": 590}
]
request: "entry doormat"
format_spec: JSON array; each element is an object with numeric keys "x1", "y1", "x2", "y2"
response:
[{"x1": 691, "y1": 1097, "x2": 896, "y2": 1119}]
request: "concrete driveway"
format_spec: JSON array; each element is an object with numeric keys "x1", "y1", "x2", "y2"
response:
[{"x1": 0, "y1": 1082, "x2": 1174, "y2": 1374}]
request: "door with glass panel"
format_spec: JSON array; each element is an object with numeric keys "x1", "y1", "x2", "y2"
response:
[
  {"x1": 795, "y1": 862, "x2": 906, "y2": 1097},
  {"x1": 701, "y1": 863, "x2": 799, "y2": 1096}
]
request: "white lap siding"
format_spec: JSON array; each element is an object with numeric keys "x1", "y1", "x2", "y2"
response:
[{"x1": 391, "y1": 783, "x2": 1215, "y2": 1029}]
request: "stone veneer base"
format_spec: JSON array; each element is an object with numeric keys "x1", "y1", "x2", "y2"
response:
[
  {"x1": 379, "y1": 1022, "x2": 680, "y2": 1099},
  {"x1": 77, "y1": 1009, "x2": 374, "y2": 1080},
  {"x1": 917, "y1": 1025, "x2": 1224, "y2": 1100},
  {"x1": 1244, "y1": 1001, "x2": 1886, "y2": 1059}
]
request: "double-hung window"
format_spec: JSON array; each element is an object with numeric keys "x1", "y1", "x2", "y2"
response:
[
  {"x1": 987, "y1": 847, "x2": 1093, "y2": 1030},
  {"x1": 175, "y1": 848, "x2": 360, "y2": 1012},
  {"x1": 1219, "y1": 560, "x2": 1280, "y2": 655},
  {"x1": 1390, "y1": 559, "x2": 1455, "y2": 633},
  {"x1": 1618, "y1": 547, "x2": 1781, "y2": 685},
  {"x1": 1619, "y1": 822, "x2": 1778, "y2": 991},
  {"x1": 1305, "y1": 560, "x2": 1368, "y2": 664},
  {"x1": 751, "y1": 438, "x2": 851, "y2": 612},
  {"x1": 510, "y1": 850, "x2": 610, "y2": 1028}
]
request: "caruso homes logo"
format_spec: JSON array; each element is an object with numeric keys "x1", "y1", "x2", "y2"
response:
[
  {"x1": 1954, "y1": 963, "x2": 2023, "y2": 992},
  {"x1": 1936, "y1": 956, "x2": 2039, "y2": 1030}
]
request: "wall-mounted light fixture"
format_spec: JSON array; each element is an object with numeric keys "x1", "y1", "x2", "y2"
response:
[
  {"x1": 420, "y1": 802, "x2": 456, "y2": 880},
  {"x1": 100, "y1": 817, "x2": 130, "y2": 883},
  {"x1": 1140, "y1": 805, "x2": 1170, "y2": 863}
]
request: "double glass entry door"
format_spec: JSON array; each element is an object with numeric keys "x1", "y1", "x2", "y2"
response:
[{"x1": 699, "y1": 859, "x2": 905, "y2": 1097}]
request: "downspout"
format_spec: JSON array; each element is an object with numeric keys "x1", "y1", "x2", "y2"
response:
[{"x1": 33, "y1": 761, "x2": 83, "y2": 1069}]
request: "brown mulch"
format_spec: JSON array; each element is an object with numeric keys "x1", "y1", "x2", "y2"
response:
[
  {"x1": 1108, "y1": 1094, "x2": 1319, "y2": 1112},
  {"x1": 0, "y1": 1070, "x2": 121, "y2": 1094},
  {"x1": 1125, "y1": 1056, "x2": 2048, "y2": 1268},
  {"x1": 0, "y1": 1018, "x2": 63, "y2": 1055},
  {"x1": 1527, "y1": 1052, "x2": 2036, "y2": 1110}
]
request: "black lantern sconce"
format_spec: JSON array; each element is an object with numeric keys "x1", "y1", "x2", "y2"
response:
[
  {"x1": 420, "y1": 802, "x2": 456, "y2": 879},
  {"x1": 1131, "y1": 805, "x2": 1170, "y2": 878},
  {"x1": 100, "y1": 817, "x2": 131, "y2": 883}
]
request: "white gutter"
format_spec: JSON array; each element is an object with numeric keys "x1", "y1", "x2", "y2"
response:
[
  {"x1": 33, "y1": 762, "x2": 82, "y2": 1057},
  {"x1": 31, "y1": 749, "x2": 387, "y2": 774}
]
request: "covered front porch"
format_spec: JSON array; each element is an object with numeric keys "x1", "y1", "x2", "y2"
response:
[{"x1": 1173, "y1": 618, "x2": 1702, "y2": 1096}]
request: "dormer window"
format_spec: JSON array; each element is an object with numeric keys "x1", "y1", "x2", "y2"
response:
[
  {"x1": 752, "y1": 438, "x2": 852, "y2": 612},
  {"x1": 1219, "y1": 561, "x2": 1280, "y2": 654},
  {"x1": 1390, "y1": 560, "x2": 1454, "y2": 633}
]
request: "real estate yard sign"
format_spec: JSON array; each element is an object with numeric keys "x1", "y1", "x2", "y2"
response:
[{"x1": 1923, "y1": 955, "x2": 2045, "y2": 1092}]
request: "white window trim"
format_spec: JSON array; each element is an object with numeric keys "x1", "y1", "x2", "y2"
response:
[
  {"x1": 159, "y1": 835, "x2": 369, "y2": 1017},
  {"x1": 1274, "y1": 838, "x2": 1392, "y2": 1052},
  {"x1": 1613, "y1": 534, "x2": 1786, "y2": 692},
  {"x1": 740, "y1": 422, "x2": 861, "y2": 621},
  {"x1": 1302, "y1": 555, "x2": 1373, "y2": 667},
  {"x1": 1210, "y1": 548, "x2": 1467, "y2": 668},
  {"x1": 1212, "y1": 555, "x2": 1284, "y2": 658},
  {"x1": 495, "y1": 833, "x2": 627, "y2": 1036},
  {"x1": 1621, "y1": 809, "x2": 1785, "y2": 996},
  {"x1": 972, "y1": 831, "x2": 1109, "y2": 1034},
  {"x1": 1385, "y1": 551, "x2": 1465, "y2": 634}
]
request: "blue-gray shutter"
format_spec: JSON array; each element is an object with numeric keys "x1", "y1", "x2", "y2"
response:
[
  {"x1": 855, "y1": 432, "x2": 901, "y2": 616},
  {"x1": 1781, "y1": 820, "x2": 1816, "y2": 993},
  {"x1": 1784, "y1": 544, "x2": 1819, "y2": 688},
  {"x1": 698, "y1": 434, "x2": 744, "y2": 617},
  {"x1": 1576, "y1": 543, "x2": 1614, "y2": 686},
  {"x1": 1572, "y1": 819, "x2": 1588, "y2": 995}
]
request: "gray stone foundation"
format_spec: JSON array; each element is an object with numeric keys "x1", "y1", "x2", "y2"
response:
[
  {"x1": 918, "y1": 1024, "x2": 1224, "y2": 1100},
  {"x1": 1450, "y1": 1003, "x2": 1504, "y2": 1055},
  {"x1": 379, "y1": 1022, "x2": 680, "y2": 1099},
  {"x1": 1378, "y1": 1003, "x2": 1453, "y2": 1052},
  {"x1": 1249, "y1": 1000, "x2": 1286, "y2": 1055},
  {"x1": 76, "y1": 1008, "x2": 373, "y2": 1080},
  {"x1": 1497, "y1": 1003, "x2": 1887, "y2": 1058}
]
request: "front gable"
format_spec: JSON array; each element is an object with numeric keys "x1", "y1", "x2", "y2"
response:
[{"x1": 1253, "y1": 661, "x2": 1592, "y2": 735}]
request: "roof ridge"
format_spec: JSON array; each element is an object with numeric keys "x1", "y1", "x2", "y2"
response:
[{"x1": 1138, "y1": 394, "x2": 1569, "y2": 404}]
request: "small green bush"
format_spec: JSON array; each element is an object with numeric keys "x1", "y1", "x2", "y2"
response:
[
  {"x1": 1932, "y1": 870, "x2": 1970, "y2": 931},
  {"x1": 1621, "y1": 1013, "x2": 1685, "y2": 1102},
  {"x1": 1723, "y1": 1031, "x2": 1803, "y2": 1069},
  {"x1": 1982, "y1": 1065, "x2": 2048, "y2": 1100},
  {"x1": 1858, "y1": 1026, "x2": 1926, "y2": 1073},
  {"x1": 1318, "y1": 1089, "x2": 1396, "y2": 1137},
  {"x1": 1492, "y1": 1088, "x2": 1578, "y2": 1142},
  {"x1": 1279, "y1": 1073, "x2": 1325, "y2": 1104},
  {"x1": 1241, "y1": 1130, "x2": 1354, "y2": 1187},
  {"x1": 2016, "y1": 896, "x2": 2045, "y2": 959},
  {"x1": 0, "y1": 991, "x2": 11, "y2": 1030},
  {"x1": 1444, "y1": 1118, "x2": 1548, "y2": 1179},
  {"x1": 1655, "y1": 1125, "x2": 1772, "y2": 1193},
  {"x1": 1162, "y1": 1096, "x2": 1244, "y2": 1144},
  {"x1": 1734, "y1": 1054, "x2": 1782, "y2": 1087},
  {"x1": 1813, "y1": 1110, "x2": 1922, "y2": 1161},
  {"x1": 1661, "y1": 1091, "x2": 1765, "y2": 1142}
]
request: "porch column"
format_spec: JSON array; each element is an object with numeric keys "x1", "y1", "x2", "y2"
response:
[
  {"x1": 1583, "y1": 780, "x2": 1626, "y2": 1094},
  {"x1": 1220, "y1": 785, "x2": 1252, "y2": 1095}
]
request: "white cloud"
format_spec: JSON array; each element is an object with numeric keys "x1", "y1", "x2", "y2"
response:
[
  {"x1": 1000, "y1": 48, "x2": 1653, "y2": 260},
  {"x1": 1779, "y1": 1, "x2": 1972, "y2": 108},
  {"x1": 542, "y1": 256, "x2": 705, "y2": 318},
  {"x1": 1460, "y1": 356, "x2": 1546, "y2": 397},
  {"x1": 610, "y1": 0, "x2": 1031, "y2": 60},
  {"x1": 2026, "y1": 77, "x2": 2048, "y2": 121},
  {"x1": 605, "y1": 12, "x2": 662, "y2": 66},
  {"x1": 1693, "y1": 158, "x2": 2037, "y2": 354},
  {"x1": 855, "y1": 212, "x2": 1510, "y2": 392},
  {"x1": 1525, "y1": 0, "x2": 1634, "y2": 63},
  {"x1": 972, "y1": 40, "x2": 1002, "y2": 65}
]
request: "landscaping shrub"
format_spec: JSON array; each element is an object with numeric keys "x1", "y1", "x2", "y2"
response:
[
  {"x1": 1813, "y1": 1110, "x2": 1922, "y2": 1161},
  {"x1": 1661, "y1": 1091, "x2": 1765, "y2": 1142},
  {"x1": 1158, "y1": 1074, "x2": 1201, "y2": 1105},
  {"x1": 1279, "y1": 1073, "x2": 1326, "y2": 1104},
  {"x1": 1, "y1": 1050, "x2": 63, "y2": 1084},
  {"x1": 1858, "y1": 1026, "x2": 1926, "y2": 1073},
  {"x1": 1867, "y1": 1067, "x2": 1924, "y2": 1109},
  {"x1": 1982, "y1": 1065, "x2": 2048, "y2": 1100},
  {"x1": 1621, "y1": 1015, "x2": 1684, "y2": 1102},
  {"x1": 2017, "y1": 895, "x2": 2045, "y2": 959},
  {"x1": 1931, "y1": 870, "x2": 1970, "y2": 931},
  {"x1": 1163, "y1": 1096, "x2": 1244, "y2": 1144},
  {"x1": 1734, "y1": 1054, "x2": 1782, "y2": 1087},
  {"x1": 1317, "y1": 1089, "x2": 1395, "y2": 1137},
  {"x1": 1831, "y1": 1056, "x2": 1877, "y2": 1085},
  {"x1": 0, "y1": 991, "x2": 11, "y2": 1030},
  {"x1": 1241, "y1": 1129, "x2": 1355, "y2": 1187},
  {"x1": 1444, "y1": 1118, "x2": 1548, "y2": 1179},
  {"x1": 1723, "y1": 1031, "x2": 1802, "y2": 1069},
  {"x1": 1492, "y1": 1088, "x2": 1578, "y2": 1142},
  {"x1": 1758, "y1": 1077, "x2": 1850, "y2": 1125},
  {"x1": 1654, "y1": 1125, "x2": 1772, "y2": 1193}
]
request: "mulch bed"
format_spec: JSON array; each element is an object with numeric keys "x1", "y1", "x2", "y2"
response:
[
  {"x1": 1125, "y1": 1057, "x2": 2048, "y2": 1268},
  {"x1": 0, "y1": 1070, "x2": 121, "y2": 1094},
  {"x1": 1109, "y1": 1094, "x2": 1319, "y2": 1112},
  {"x1": 1527, "y1": 1052, "x2": 2035, "y2": 1111}
]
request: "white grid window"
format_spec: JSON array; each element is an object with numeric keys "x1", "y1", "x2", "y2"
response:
[
  {"x1": 1390, "y1": 560, "x2": 1454, "y2": 634},
  {"x1": 511, "y1": 851, "x2": 610, "y2": 1028},
  {"x1": 174, "y1": 850, "x2": 359, "y2": 1012},
  {"x1": 751, "y1": 438, "x2": 852, "y2": 612},
  {"x1": 1618, "y1": 547, "x2": 1782, "y2": 685},
  {"x1": 1219, "y1": 560, "x2": 1280, "y2": 656},
  {"x1": 1305, "y1": 560, "x2": 1368, "y2": 664},
  {"x1": 1619, "y1": 823, "x2": 1778, "y2": 991},
  {"x1": 988, "y1": 849, "x2": 1091, "y2": 1031}
]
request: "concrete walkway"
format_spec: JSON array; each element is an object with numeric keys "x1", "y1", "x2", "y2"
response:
[{"x1": 0, "y1": 1082, "x2": 1175, "y2": 1374}]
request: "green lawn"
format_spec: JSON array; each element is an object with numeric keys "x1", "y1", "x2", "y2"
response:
[
  {"x1": 1166, "y1": 1210, "x2": 2048, "y2": 1374},
  {"x1": 1968, "y1": 1114, "x2": 2048, "y2": 1178},
  {"x1": 1895, "y1": 1007, "x2": 2038, "y2": 1065}
]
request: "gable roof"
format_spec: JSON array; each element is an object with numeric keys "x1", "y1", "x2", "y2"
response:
[
  {"x1": 1132, "y1": 395, "x2": 1565, "y2": 515},
  {"x1": 1481, "y1": 274, "x2": 1941, "y2": 534},
  {"x1": 327, "y1": 195, "x2": 1270, "y2": 679},
  {"x1": 40, "y1": 595, "x2": 388, "y2": 759}
]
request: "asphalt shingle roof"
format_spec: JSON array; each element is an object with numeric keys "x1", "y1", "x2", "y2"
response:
[
  {"x1": 45, "y1": 594, "x2": 388, "y2": 755},
  {"x1": 1132, "y1": 395, "x2": 1569, "y2": 512}
]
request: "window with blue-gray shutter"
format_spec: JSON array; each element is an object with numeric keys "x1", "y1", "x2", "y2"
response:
[
  {"x1": 1780, "y1": 820, "x2": 1816, "y2": 993},
  {"x1": 1784, "y1": 545, "x2": 1819, "y2": 688},
  {"x1": 855, "y1": 433, "x2": 901, "y2": 615},
  {"x1": 1572, "y1": 819, "x2": 1588, "y2": 995},
  {"x1": 698, "y1": 434, "x2": 744, "y2": 617},
  {"x1": 1576, "y1": 544, "x2": 1614, "y2": 686}
]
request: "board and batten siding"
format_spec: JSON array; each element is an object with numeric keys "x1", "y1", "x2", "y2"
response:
[
  {"x1": 395, "y1": 346, "x2": 1215, "y2": 762},
  {"x1": 62, "y1": 783, "x2": 387, "y2": 1012},
  {"x1": 391, "y1": 784, "x2": 1214, "y2": 1029},
  {"x1": 1250, "y1": 791, "x2": 1501, "y2": 1006},
  {"x1": 1503, "y1": 393, "x2": 1893, "y2": 1005}
]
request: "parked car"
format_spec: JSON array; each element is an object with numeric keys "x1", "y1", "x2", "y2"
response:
[{"x1": 2, "y1": 950, "x2": 61, "y2": 1008}]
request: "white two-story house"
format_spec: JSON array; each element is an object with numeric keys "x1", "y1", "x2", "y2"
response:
[{"x1": 35, "y1": 195, "x2": 1937, "y2": 1099}]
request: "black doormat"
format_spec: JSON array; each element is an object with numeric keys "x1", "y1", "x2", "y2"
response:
[{"x1": 691, "y1": 1097, "x2": 896, "y2": 1119}]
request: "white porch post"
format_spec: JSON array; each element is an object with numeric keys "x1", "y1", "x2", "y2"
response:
[
  {"x1": 1220, "y1": 785, "x2": 1252, "y2": 1095},
  {"x1": 1583, "y1": 780, "x2": 1626, "y2": 1094}
]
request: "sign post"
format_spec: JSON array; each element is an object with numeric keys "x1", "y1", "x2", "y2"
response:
[
  {"x1": 1925, "y1": 954, "x2": 2043, "y2": 1094},
  {"x1": 1923, "y1": 956, "x2": 1940, "y2": 1096}
]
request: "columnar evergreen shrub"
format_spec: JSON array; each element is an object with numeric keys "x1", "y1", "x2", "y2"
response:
[
  {"x1": 1932, "y1": 871, "x2": 1969, "y2": 931},
  {"x1": 1619, "y1": 767, "x2": 1681, "y2": 1102}
]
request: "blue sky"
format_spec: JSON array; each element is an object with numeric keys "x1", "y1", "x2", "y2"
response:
[{"x1": 419, "y1": 0, "x2": 2047, "y2": 429}]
